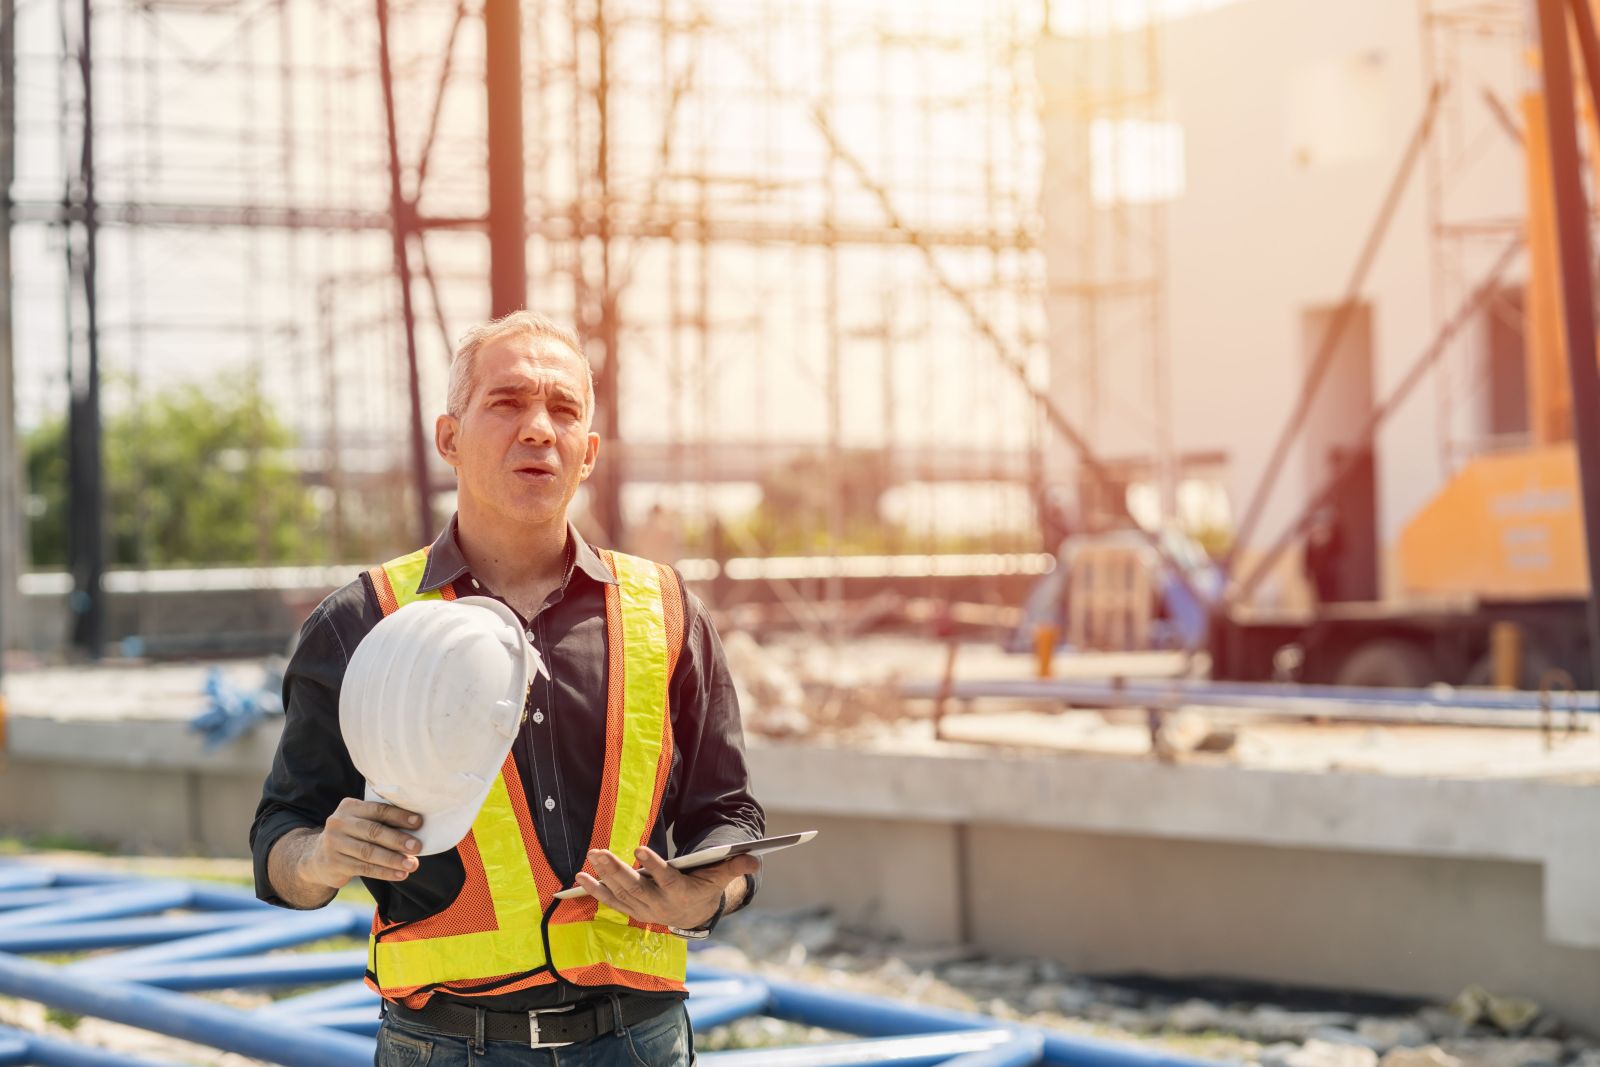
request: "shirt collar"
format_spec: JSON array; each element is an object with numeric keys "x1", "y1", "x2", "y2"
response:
[{"x1": 416, "y1": 514, "x2": 618, "y2": 595}]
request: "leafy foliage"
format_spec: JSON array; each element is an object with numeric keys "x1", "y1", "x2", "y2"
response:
[{"x1": 24, "y1": 376, "x2": 319, "y2": 567}]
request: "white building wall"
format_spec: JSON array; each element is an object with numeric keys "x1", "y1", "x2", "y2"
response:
[{"x1": 1042, "y1": 0, "x2": 1527, "y2": 601}]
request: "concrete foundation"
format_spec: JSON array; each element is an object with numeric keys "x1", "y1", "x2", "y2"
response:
[{"x1": 2, "y1": 703, "x2": 1597, "y2": 1033}]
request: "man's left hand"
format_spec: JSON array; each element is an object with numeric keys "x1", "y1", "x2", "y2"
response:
[{"x1": 576, "y1": 846, "x2": 759, "y2": 929}]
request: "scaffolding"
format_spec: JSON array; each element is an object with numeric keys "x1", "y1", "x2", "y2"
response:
[
  {"x1": 1035, "y1": 1, "x2": 1175, "y2": 534},
  {"x1": 6, "y1": 0, "x2": 1152, "y2": 651},
  {"x1": 1416, "y1": 0, "x2": 1532, "y2": 468}
]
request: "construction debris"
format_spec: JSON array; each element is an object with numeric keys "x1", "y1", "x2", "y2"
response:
[
  {"x1": 1450, "y1": 986, "x2": 1544, "y2": 1036},
  {"x1": 706, "y1": 909, "x2": 1596, "y2": 1067}
]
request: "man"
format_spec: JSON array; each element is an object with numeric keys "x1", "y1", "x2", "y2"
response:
[{"x1": 251, "y1": 310, "x2": 765, "y2": 1065}]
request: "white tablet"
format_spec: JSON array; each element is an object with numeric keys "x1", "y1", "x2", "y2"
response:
[{"x1": 552, "y1": 830, "x2": 817, "y2": 900}]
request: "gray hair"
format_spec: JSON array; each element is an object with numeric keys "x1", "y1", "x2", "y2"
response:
[{"x1": 446, "y1": 310, "x2": 595, "y2": 420}]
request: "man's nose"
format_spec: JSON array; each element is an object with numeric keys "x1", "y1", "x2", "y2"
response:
[{"x1": 518, "y1": 404, "x2": 556, "y2": 444}]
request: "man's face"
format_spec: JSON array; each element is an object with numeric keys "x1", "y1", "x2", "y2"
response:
[{"x1": 436, "y1": 334, "x2": 599, "y2": 529}]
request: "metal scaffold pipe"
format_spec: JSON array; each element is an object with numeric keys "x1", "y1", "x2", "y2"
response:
[{"x1": 0, "y1": 952, "x2": 374, "y2": 1067}]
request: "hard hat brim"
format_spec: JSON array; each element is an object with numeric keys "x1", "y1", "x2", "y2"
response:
[{"x1": 364, "y1": 780, "x2": 488, "y2": 857}]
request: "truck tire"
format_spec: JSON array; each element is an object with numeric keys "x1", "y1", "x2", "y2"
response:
[
  {"x1": 1464, "y1": 646, "x2": 1556, "y2": 690},
  {"x1": 1332, "y1": 639, "x2": 1436, "y2": 689}
]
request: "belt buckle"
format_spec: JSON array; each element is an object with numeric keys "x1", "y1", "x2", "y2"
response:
[{"x1": 528, "y1": 1004, "x2": 577, "y2": 1049}]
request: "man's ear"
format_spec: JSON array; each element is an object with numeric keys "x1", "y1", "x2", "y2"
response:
[
  {"x1": 436, "y1": 414, "x2": 461, "y2": 469},
  {"x1": 578, "y1": 431, "x2": 600, "y2": 482}
]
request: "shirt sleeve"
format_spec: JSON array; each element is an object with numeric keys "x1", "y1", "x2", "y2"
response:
[
  {"x1": 665, "y1": 581, "x2": 767, "y2": 907},
  {"x1": 249, "y1": 596, "x2": 368, "y2": 909}
]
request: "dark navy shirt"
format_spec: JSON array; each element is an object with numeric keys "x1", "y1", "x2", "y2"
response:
[{"x1": 249, "y1": 516, "x2": 765, "y2": 1009}]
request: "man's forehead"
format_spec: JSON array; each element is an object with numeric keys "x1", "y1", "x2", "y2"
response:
[{"x1": 476, "y1": 337, "x2": 587, "y2": 391}]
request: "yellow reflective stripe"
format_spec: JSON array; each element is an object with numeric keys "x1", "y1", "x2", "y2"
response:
[
  {"x1": 372, "y1": 776, "x2": 550, "y2": 988},
  {"x1": 547, "y1": 918, "x2": 687, "y2": 980},
  {"x1": 371, "y1": 551, "x2": 554, "y2": 990},
  {"x1": 606, "y1": 552, "x2": 669, "y2": 859},
  {"x1": 376, "y1": 926, "x2": 547, "y2": 990},
  {"x1": 382, "y1": 549, "x2": 433, "y2": 609}
]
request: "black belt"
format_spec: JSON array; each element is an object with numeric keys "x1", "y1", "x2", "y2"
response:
[{"x1": 386, "y1": 993, "x2": 679, "y2": 1048}]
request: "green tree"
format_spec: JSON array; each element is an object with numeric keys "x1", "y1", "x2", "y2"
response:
[{"x1": 24, "y1": 376, "x2": 319, "y2": 568}]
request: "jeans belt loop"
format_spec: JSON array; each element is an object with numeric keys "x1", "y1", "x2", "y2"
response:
[{"x1": 608, "y1": 992, "x2": 626, "y2": 1038}]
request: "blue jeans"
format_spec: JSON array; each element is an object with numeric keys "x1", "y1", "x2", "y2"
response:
[{"x1": 375, "y1": 1001, "x2": 693, "y2": 1067}]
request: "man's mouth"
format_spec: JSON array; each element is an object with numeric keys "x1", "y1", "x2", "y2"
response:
[{"x1": 514, "y1": 464, "x2": 557, "y2": 482}]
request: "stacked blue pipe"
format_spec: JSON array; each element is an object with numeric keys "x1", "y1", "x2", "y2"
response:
[{"x1": 0, "y1": 862, "x2": 1240, "y2": 1067}]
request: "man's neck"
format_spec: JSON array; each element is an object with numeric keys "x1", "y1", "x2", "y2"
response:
[{"x1": 454, "y1": 503, "x2": 570, "y2": 595}]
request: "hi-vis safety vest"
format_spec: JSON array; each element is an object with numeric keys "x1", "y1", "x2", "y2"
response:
[{"x1": 361, "y1": 544, "x2": 688, "y2": 1008}]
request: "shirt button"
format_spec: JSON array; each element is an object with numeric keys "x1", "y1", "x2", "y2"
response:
[
  {"x1": 470, "y1": 578, "x2": 480, "y2": 589},
  {"x1": 544, "y1": 797, "x2": 556, "y2": 812},
  {"x1": 532, "y1": 710, "x2": 545, "y2": 724}
]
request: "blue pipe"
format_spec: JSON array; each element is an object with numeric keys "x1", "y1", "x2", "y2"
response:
[
  {"x1": 700, "y1": 1029, "x2": 1025, "y2": 1066},
  {"x1": 0, "y1": 885, "x2": 192, "y2": 931},
  {"x1": 108, "y1": 948, "x2": 368, "y2": 990},
  {"x1": 685, "y1": 979, "x2": 771, "y2": 1029},
  {"x1": 0, "y1": 952, "x2": 374, "y2": 1067},
  {"x1": 73, "y1": 911, "x2": 361, "y2": 974},
  {"x1": 945, "y1": 1033, "x2": 1045, "y2": 1067},
  {"x1": 297, "y1": 1010, "x2": 381, "y2": 1037},
  {"x1": 257, "y1": 981, "x2": 379, "y2": 1017},
  {"x1": 0, "y1": 887, "x2": 103, "y2": 912},
  {"x1": 44, "y1": 872, "x2": 271, "y2": 913},
  {"x1": 0, "y1": 1025, "x2": 176, "y2": 1067},
  {"x1": 0, "y1": 866, "x2": 56, "y2": 892},
  {"x1": 0, "y1": 913, "x2": 276, "y2": 954},
  {"x1": 690, "y1": 965, "x2": 1240, "y2": 1067},
  {"x1": 185, "y1": 884, "x2": 325, "y2": 914},
  {"x1": 36, "y1": 870, "x2": 136, "y2": 888}
]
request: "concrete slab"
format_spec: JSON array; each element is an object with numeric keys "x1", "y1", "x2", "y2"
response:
[{"x1": 3, "y1": 659, "x2": 1598, "y2": 1032}]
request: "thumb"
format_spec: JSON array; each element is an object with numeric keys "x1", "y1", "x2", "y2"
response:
[{"x1": 725, "y1": 854, "x2": 761, "y2": 879}]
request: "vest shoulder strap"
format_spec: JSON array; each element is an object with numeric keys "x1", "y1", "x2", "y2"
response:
[{"x1": 366, "y1": 546, "x2": 435, "y2": 616}]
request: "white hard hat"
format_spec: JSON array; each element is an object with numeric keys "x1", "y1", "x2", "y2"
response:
[{"x1": 339, "y1": 596, "x2": 547, "y2": 856}]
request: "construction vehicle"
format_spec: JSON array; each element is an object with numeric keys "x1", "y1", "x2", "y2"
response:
[{"x1": 1209, "y1": 0, "x2": 1600, "y2": 691}]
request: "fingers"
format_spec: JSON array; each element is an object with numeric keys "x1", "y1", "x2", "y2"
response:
[
  {"x1": 579, "y1": 849, "x2": 662, "y2": 921},
  {"x1": 633, "y1": 846, "x2": 680, "y2": 885},
  {"x1": 351, "y1": 800, "x2": 423, "y2": 831},
  {"x1": 322, "y1": 799, "x2": 424, "y2": 882},
  {"x1": 686, "y1": 853, "x2": 761, "y2": 884},
  {"x1": 575, "y1": 871, "x2": 632, "y2": 915}
]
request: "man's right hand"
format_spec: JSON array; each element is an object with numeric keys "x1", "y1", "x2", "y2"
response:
[{"x1": 298, "y1": 799, "x2": 425, "y2": 889}]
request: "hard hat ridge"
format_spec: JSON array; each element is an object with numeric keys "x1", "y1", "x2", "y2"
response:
[{"x1": 340, "y1": 594, "x2": 539, "y2": 856}]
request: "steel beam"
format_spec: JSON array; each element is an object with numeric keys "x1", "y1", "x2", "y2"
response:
[
  {"x1": 1544, "y1": 0, "x2": 1600, "y2": 691},
  {"x1": 375, "y1": 0, "x2": 435, "y2": 549},
  {"x1": 484, "y1": 0, "x2": 526, "y2": 316},
  {"x1": 898, "y1": 675, "x2": 1600, "y2": 725}
]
